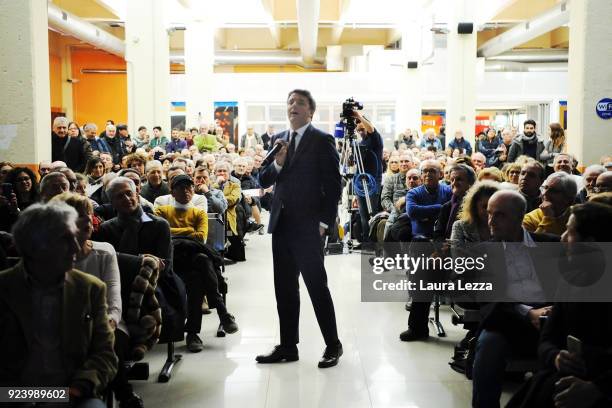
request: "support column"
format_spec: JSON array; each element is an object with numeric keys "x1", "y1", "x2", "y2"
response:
[
  {"x1": 446, "y1": 0, "x2": 477, "y2": 146},
  {"x1": 567, "y1": 0, "x2": 612, "y2": 166},
  {"x1": 60, "y1": 40, "x2": 74, "y2": 119},
  {"x1": 184, "y1": 20, "x2": 215, "y2": 129},
  {"x1": 125, "y1": 0, "x2": 171, "y2": 134},
  {"x1": 396, "y1": 23, "x2": 424, "y2": 137},
  {"x1": 0, "y1": 0, "x2": 50, "y2": 165}
]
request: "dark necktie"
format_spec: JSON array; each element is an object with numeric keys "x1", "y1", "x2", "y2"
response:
[{"x1": 286, "y1": 131, "x2": 297, "y2": 167}]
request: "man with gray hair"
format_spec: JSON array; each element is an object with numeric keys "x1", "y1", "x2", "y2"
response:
[
  {"x1": 420, "y1": 128, "x2": 442, "y2": 151},
  {"x1": 0, "y1": 202, "x2": 117, "y2": 406},
  {"x1": 400, "y1": 159, "x2": 452, "y2": 342},
  {"x1": 51, "y1": 116, "x2": 92, "y2": 173},
  {"x1": 101, "y1": 124, "x2": 127, "y2": 169},
  {"x1": 523, "y1": 171, "x2": 577, "y2": 235},
  {"x1": 83, "y1": 123, "x2": 111, "y2": 155},
  {"x1": 40, "y1": 171, "x2": 71, "y2": 202},
  {"x1": 96, "y1": 176, "x2": 173, "y2": 275},
  {"x1": 576, "y1": 164, "x2": 606, "y2": 203},
  {"x1": 472, "y1": 189, "x2": 559, "y2": 407},
  {"x1": 552, "y1": 153, "x2": 584, "y2": 190},
  {"x1": 381, "y1": 152, "x2": 415, "y2": 238}
]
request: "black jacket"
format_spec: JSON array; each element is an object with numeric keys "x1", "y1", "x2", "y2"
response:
[
  {"x1": 51, "y1": 132, "x2": 92, "y2": 173},
  {"x1": 259, "y1": 125, "x2": 341, "y2": 234}
]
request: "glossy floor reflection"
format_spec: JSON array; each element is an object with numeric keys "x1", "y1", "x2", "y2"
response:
[{"x1": 133, "y1": 228, "x2": 517, "y2": 407}]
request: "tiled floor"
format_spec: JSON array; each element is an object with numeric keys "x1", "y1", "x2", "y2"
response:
[{"x1": 133, "y1": 229, "x2": 517, "y2": 407}]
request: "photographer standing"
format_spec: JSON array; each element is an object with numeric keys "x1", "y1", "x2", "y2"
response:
[{"x1": 354, "y1": 111, "x2": 383, "y2": 245}]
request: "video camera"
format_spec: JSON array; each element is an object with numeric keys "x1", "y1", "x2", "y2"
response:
[{"x1": 339, "y1": 97, "x2": 364, "y2": 137}]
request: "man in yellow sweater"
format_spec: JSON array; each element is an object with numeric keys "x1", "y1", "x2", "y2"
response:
[
  {"x1": 155, "y1": 174, "x2": 208, "y2": 242},
  {"x1": 155, "y1": 174, "x2": 238, "y2": 352},
  {"x1": 523, "y1": 172, "x2": 577, "y2": 236}
]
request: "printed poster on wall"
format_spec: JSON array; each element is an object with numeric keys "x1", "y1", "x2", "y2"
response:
[{"x1": 214, "y1": 102, "x2": 239, "y2": 145}]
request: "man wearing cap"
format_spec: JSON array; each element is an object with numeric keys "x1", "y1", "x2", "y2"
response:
[
  {"x1": 155, "y1": 174, "x2": 238, "y2": 352},
  {"x1": 153, "y1": 168, "x2": 208, "y2": 212}
]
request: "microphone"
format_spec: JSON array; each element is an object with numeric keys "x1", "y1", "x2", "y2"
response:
[{"x1": 261, "y1": 142, "x2": 283, "y2": 167}]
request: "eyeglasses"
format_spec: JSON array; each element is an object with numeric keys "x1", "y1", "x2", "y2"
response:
[
  {"x1": 421, "y1": 168, "x2": 439, "y2": 174},
  {"x1": 593, "y1": 186, "x2": 610, "y2": 193}
]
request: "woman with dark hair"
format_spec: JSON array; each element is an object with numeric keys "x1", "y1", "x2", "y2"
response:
[
  {"x1": 0, "y1": 167, "x2": 40, "y2": 231},
  {"x1": 85, "y1": 157, "x2": 106, "y2": 199},
  {"x1": 68, "y1": 121, "x2": 83, "y2": 139}
]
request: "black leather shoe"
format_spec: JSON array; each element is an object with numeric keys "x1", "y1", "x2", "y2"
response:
[
  {"x1": 399, "y1": 329, "x2": 429, "y2": 342},
  {"x1": 318, "y1": 343, "x2": 343, "y2": 368},
  {"x1": 118, "y1": 391, "x2": 144, "y2": 408},
  {"x1": 256, "y1": 345, "x2": 299, "y2": 364}
]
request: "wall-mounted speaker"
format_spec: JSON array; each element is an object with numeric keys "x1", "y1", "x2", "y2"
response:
[{"x1": 457, "y1": 22, "x2": 473, "y2": 34}]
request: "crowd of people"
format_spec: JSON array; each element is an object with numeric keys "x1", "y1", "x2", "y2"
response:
[
  {"x1": 0, "y1": 118, "x2": 275, "y2": 408},
  {"x1": 359, "y1": 120, "x2": 612, "y2": 407},
  {"x1": 0, "y1": 111, "x2": 611, "y2": 408}
]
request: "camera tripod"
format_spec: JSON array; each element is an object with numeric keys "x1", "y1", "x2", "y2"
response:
[{"x1": 336, "y1": 126, "x2": 376, "y2": 253}]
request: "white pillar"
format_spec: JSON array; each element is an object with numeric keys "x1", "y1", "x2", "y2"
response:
[
  {"x1": 396, "y1": 23, "x2": 423, "y2": 135},
  {"x1": 567, "y1": 0, "x2": 612, "y2": 166},
  {"x1": 446, "y1": 0, "x2": 477, "y2": 147},
  {"x1": 0, "y1": 0, "x2": 50, "y2": 165},
  {"x1": 125, "y1": 0, "x2": 171, "y2": 134},
  {"x1": 184, "y1": 20, "x2": 215, "y2": 129}
]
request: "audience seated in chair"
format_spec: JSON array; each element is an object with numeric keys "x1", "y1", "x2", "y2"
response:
[
  {"x1": 400, "y1": 159, "x2": 452, "y2": 342},
  {"x1": 507, "y1": 201, "x2": 612, "y2": 408},
  {"x1": 0, "y1": 202, "x2": 117, "y2": 408},
  {"x1": 193, "y1": 166, "x2": 228, "y2": 214},
  {"x1": 380, "y1": 152, "x2": 415, "y2": 238},
  {"x1": 523, "y1": 172, "x2": 577, "y2": 236},
  {"x1": 471, "y1": 190, "x2": 560, "y2": 408},
  {"x1": 213, "y1": 161, "x2": 245, "y2": 262},
  {"x1": 155, "y1": 174, "x2": 238, "y2": 352},
  {"x1": 154, "y1": 167, "x2": 207, "y2": 212},
  {"x1": 39, "y1": 171, "x2": 71, "y2": 203},
  {"x1": 53, "y1": 192, "x2": 148, "y2": 408},
  {"x1": 141, "y1": 160, "x2": 170, "y2": 203},
  {"x1": 94, "y1": 177, "x2": 187, "y2": 350}
]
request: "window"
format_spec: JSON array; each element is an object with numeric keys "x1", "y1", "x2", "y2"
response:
[{"x1": 245, "y1": 101, "x2": 396, "y2": 141}]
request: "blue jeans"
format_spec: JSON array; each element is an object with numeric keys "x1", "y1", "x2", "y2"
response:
[{"x1": 472, "y1": 329, "x2": 511, "y2": 408}]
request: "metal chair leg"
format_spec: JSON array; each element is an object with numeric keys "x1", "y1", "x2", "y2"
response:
[{"x1": 158, "y1": 342, "x2": 182, "y2": 383}]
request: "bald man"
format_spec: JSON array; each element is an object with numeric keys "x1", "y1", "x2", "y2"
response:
[{"x1": 472, "y1": 190, "x2": 559, "y2": 407}]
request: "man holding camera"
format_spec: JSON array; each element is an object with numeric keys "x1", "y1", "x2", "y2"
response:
[
  {"x1": 256, "y1": 89, "x2": 343, "y2": 368},
  {"x1": 353, "y1": 112, "x2": 383, "y2": 245}
]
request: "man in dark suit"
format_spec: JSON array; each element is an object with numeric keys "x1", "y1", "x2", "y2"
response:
[
  {"x1": 256, "y1": 89, "x2": 343, "y2": 368},
  {"x1": 472, "y1": 190, "x2": 560, "y2": 408}
]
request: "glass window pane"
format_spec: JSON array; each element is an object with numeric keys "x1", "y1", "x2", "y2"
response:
[
  {"x1": 247, "y1": 105, "x2": 265, "y2": 122},
  {"x1": 269, "y1": 105, "x2": 286, "y2": 122}
]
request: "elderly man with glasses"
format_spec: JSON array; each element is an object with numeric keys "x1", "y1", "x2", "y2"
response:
[{"x1": 523, "y1": 172, "x2": 577, "y2": 236}]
